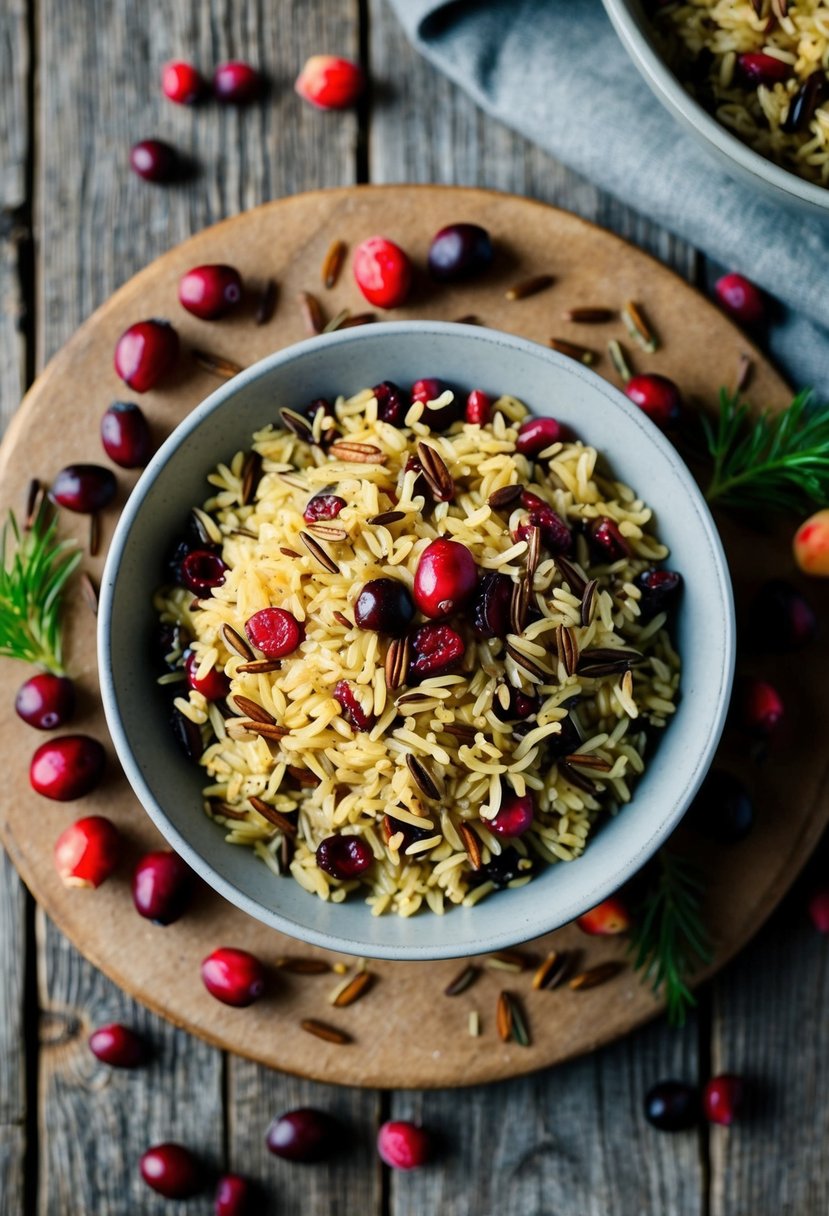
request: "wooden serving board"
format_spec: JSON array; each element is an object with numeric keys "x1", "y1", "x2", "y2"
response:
[{"x1": 0, "y1": 184, "x2": 825, "y2": 1090}]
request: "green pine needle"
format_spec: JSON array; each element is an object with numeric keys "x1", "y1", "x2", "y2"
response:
[{"x1": 0, "y1": 496, "x2": 81, "y2": 673}]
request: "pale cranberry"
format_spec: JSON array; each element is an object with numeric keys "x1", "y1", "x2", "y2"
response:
[
  {"x1": 353, "y1": 236, "x2": 412, "y2": 308},
  {"x1": 295, "y1": 55, "x2": 364, "y2": 109},
  {"x1": 215, "y1": 1174, "x2": 253, "y2": 1215},
  {"x1": 244, "y1": 607, "x2": 304, "y2": 658},
  {"x1": 162, "y1": 60, "x2": 205, "y2": 105},
  {"x1": 624, "y1": 374, "x2": 681, "y2": 429},
  {"x1": 29, "y1": 735, "x2": 105, "y2": 801},
  {"x1": 377, "y1": 1121, "x2": 431, "y2": 1170},
  {"x1": 736, "y1": 52, "x2": 791, "y2": 87},
  {"x1": 333, "y1": 680, "x2": 373, "y2": 731},
  {"x1": 185, "y1": 650, "x2": 230, "y2": 700},
  {"x1": 409, "y1": 622, "x2": 465, "y2": 678},
  {"x1": 489, "y1": 791, "x2": 534, "y2": 838},
  {"x1": 428, "y1": 223, "x2": 493, "y2": 282},
  {"x1": 132, "y1": 850, "x2": 194, "y2": 925},
  {"x1": 794, "y1": 509, "x2": 829, "y2": 576},
  {"x1": 54, "y1": 816, "x2": 121, "y2": 888},
  {"x1": 516, "y1": 416, "x2": 564, "y2": 457},
  {"x1": 114, "y1": 319, "x2": 179, "y2": 392},
  {"x1": 316, "y1": 834, "x2": 373, "y2": 879},
  {"x1": 213, "y1": 61, "x2": 262, "y2": 104},
  {"x1": 266, "y1": 1108, "x2": 339, "y2": 1162},
  {"x1": 715, "y1": 273, "x2": 765, "y2": 328},
  {"x1": 101, "y1": 402, "x2": 152, "y2": 468},
  {"x1": 50, "y1": 464, "x2": 117, "y2": 514},
  {"x1": 129, "y1": 139, "x2": 179, "y2": 183},
  {"x1": 703, "y1": 1075, "x2": 745, "y2": 1125},
  {"x1": 179, "y1": 264, "x2": 243, "y2": 320},
  {"x1": 413, "y1": 538, "x2": 477, "y2": 618},
  {"x1": 355, "y1": 578, "x2": 414, "y2": 635},
  {"x1": 15, "y1": 673, "x2": 75, "y2": 730},
  {"x1": 181, "y1": 550, "x2": 227, "y2": 595},
  {"x1": 576, "y1": 895, "x2": 631, "y2": 935},
  {"x1": 89, "y1": 1023, "x2": 148, "y2": 1068},
  {"x1": 140, "y1": 1143, "x2": 202, "y2": 1198},
  {"x1": 465, "y1": 389, "x2": 491, "y2": 425},
  {"x1": 201, "y1": 947, "x2": 266, "y2": 1007},
  {"x1": 734, "y1": 678, "x2": 783, "y2": 738},
  {"x1": 808, "y1": 889, "x2": 829, "y2": 934}
]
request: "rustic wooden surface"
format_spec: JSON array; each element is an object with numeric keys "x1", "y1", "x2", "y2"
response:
[{"x1": 0, "y1": 0, "x2": 826, "y2": 1212}]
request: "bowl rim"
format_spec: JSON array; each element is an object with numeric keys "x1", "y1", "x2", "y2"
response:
[{"x1": 98, "y1": 320, "x2": 736, "y2": 959}]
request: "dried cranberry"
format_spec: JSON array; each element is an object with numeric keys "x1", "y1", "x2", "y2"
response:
[
  {"x1": 333, "y1": 680, "x2": 373, "y2": 731},
  {"x1": 15, "y1": 673, "x2": 76, "y2": 730},
  {"x1": 245, "y1": 607, "x2": 304, "y2": 658},
  {"x1": 316, "y1": 834, "x2": 373, "y2": 879},
  {"x1": 185, "y1": 650, "x2": 230, "y2": 700},
  {"x1": 471, "y1": 572, "x2": 512, "y2": 639},
  {"x1": 266, "y1": 1108, "x2": 339, "y2": 1162},
  {"x1": 50, "y1": 464, "x2": 117, "y2": 514},
  {"x1": 385, "y1": 814, "x2": 433, "y2": 848},
  {"x1": 170, "y1": 707, "x2": 203, "y2": 760},
  {"x1": 101, "y1": 401, "x2": 153, "y2": 468},
  {"x1": 515, "y1": 416, "x2": 564, "y2": 457},
  {"x1": 413, "y1": 538, "x2": 478, "y2": 618},
  {"x1": 411, "y1": 377, "x2": 446, "y2": 406},
  {"x1": 465, "y1": 389, "x2": 491, "y2": 425},
  {"x1": 635, "y1": 568, "x2": 683, "y2": 619},
  {"x1": 302, "y1": 396, "x2": 332, "y2": 422},
  {"x1": 355, "y1": 578, "x2": 414, "y2": 636},
  {"x1": 303, "y1": 493, "x2": 345, "y2": 523},
  {"x1": 373, "y1": 380, "x2": 408, "y2": 427},
  {"x1": 179, "y1": 264, "x2": 243, "y2": 321},
  {"x1": 515, "y1": 503, "x2": 572, "y2": 555},
  {"x1": 157, "y1": 622, "x2": 192, "y2": 669},
  {"x1": 489, "y1": 790, "x2": 534, "y2": 838},
  {"x1": 624, "y1": 374, "x2": 681, "y2": 430},
  {"x1": 409, "y1": 622, "x2": 465, "y2": 678},
  {"x1": 736, "y1": 52, "x2": 791, "y2": 87},
  {"x1": 688, "y1": 769, "x2": 753, "y2": 844},
  {"x1": 411, "y1": 378, "x2": 462, "y2": 431},
  {"x1": 546, "y1": 713, "x2": 582, "y2": 758},
  {"x1": 353, "y1": 236, "x2": 412, "y2": 309},
  {"x1": 428, "y1": 223, "x2": 493, "y2": 282},
  {"x1": 492, "y1": 685, "x2": 538, "y2": 722},
  {"x1": 734, "y1": 677, "x2": 783, "y2": 738},
  {"x1": 589, "y1": 516, "x2": 632, "y2": 561},
  {"x1": 471, "y1": 846, "x2": 535, "y2": 889},
  {"x1": 644, "y1": 1081, "x2": 699, "y2": 1131},
  {"x1": 181, "y1": 550, "x2": 227, "y2": 595},
  {"x1": 703, "y1": 1075, "x2": 745, "y2": 1126},
  {"x1": 749, "y1": 579, "x2": 817, "y2": 651}
]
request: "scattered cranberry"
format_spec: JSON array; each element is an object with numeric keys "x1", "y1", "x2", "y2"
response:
[
  {"x1": 215, "y1": 1174, "x2": 253, "y2": 1216},
  {"x1": 179, "y1": 264, "x2": 243, "y2": 321},
  {"x1": 295, "y1": 54, "x2": 364, "y2": 109},
  {"x1": 644, "y1": 1081, "x2": 699, "y2": 1131},
  {"x1": 689, "y1": 769, "x2": 753, "y2": 844},
  {"x1": 213, "y1": 61, "x2": 262, "y2": 104},
  {"x1": 715, "y1": 272, "x2": 765, "y2": 328},
  {"x1": 101, "y1": 401, "x2": 152, "y2": 468},
  {"x1": 734, "y1": 677, "x2": 783, "y2": 738},
  {"x1": 54, "y1": 816, "x2": 121, "y2": 888},
  {"x1": 809, "y1": 889, "x2": 829, "y2": 934},
  {"x1": 266, "y1": 1107, "x2": 339, "y2": 1162},
  {"x1": 89, "y1": 1023, "x2": 148, "y2": 1068},
  {"x1": 129, "y1": 139, "x2": 179, "y2": 184},
  {"x1": 492, "y1": 685, "x2": 538, "y2": 722},
  {"x1": 303, "y1": 493, "x2": 346, "y2": 523},
  {"x1": 140, "y1": 1143, "x2": 202, "y2": 1198},
  {"x1": 576, "y1": 895, "x2": 631, "y2": 935},
  {"x1": 201, "y1": 947, "x2": 266, "y2": 1007},
  {"x1": 428, "y1": 222, "x2": 493, "y2": 282},
  {"x1": 50, "y1": 464, "x2": 117, "y2": 514},
  {"x1": 411, "y1": 378, "x2": 461, "y2": 431},
  {"x1": 354, "y1": 578, "x2": 414, "y2": 636},
  {"x1": 489, "y1": 790, "x2": 534, "y2": 838},
  {"x1": 316, "y1": 834, "x2": 373, "y2": 879},
  {"x1": 377, "y1": 1121, "x2": 431, "y2": 1170},
  {"x1": 624, "y1": 374, "x2": 681, "y2": 429},
  {"x1": 244, "y1": 607, "x2": 304, "y2": 658},
  {"x1": 515, "y1": 416, "x2": 564, "y2": 457},
  {"x1": 515, "y1": 496, "x2": 572, "y2": 555},
  {"x1": 735, "y1": 51, "x2": 791, "y2": 87},
  {"x1": 589, "y1": 515, "x2": 632, "y2": 561},
  {"x1": 409, "y1": 622, "x2": 465, "y2": 678},
  {"x1": 635, "y1": 568, "x2": 683, "y2": 620},
  {"x1": 185, "y1": 650, "x2": 231, "y2": 700},
  {"x1": 793, "y1": 508, "x2": 829, "y2": 577},
  {"x1": 15, "y1": 673, "x2": 75, "y2": 730},
  {"x1": 161, "y1": 60, "x2": 205, "y2": 105},
  {"x1": 465, "y1": 389, "x2": 491, "y2": 425},
  {"x1": 29, "y1": 734, "x2": 105, "y2": 801},
  {"x1": 353, "y1": 236, "x2": 412, "y2": 309},
  {"x1": 334, "y1": 680, "x2": 373, "y2": 731},
  {"x1": 373, "y1": 380, "x2": 408, "y2": 427},
  {"x1": 703, "y1": 1075, "x2": 745, "y2": 1126},
  {"x1": 413, "y1": 538, "x2": 477, "y2": 618},
  {"x1": 749, "y1": 579, "x2": 817, "y2": 651},
  {"x1": 471, "y1": 571, "x2": 512, "y2": 639},
  {"x1": 114, "y1": 319, "x2": 179, "y2": 392},
  {"x1": 132, "y1": 850, "x2": 194, "y2": 925}
]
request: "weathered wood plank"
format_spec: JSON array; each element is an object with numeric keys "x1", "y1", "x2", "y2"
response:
[{"x1": 0, "y1": 853, "x2": 27, "y2": 1216}]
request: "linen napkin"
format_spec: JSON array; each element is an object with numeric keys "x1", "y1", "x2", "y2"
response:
[{"x1": 387, "y1": 0, "x2": 829, "y2": 396}]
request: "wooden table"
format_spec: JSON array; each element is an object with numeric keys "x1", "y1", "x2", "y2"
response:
[{"x1": 0, "y1": 3, "x2": 826, "y2": 1212}]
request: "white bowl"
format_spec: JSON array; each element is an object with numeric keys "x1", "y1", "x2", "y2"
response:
[{"x1": 98, "y1": 321, "x2": 734, "y2": 960}]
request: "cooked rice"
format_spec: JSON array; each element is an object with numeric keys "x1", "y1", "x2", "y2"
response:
[{"x1": 154, "y1": 386, "x2": 681, "y2": 918}]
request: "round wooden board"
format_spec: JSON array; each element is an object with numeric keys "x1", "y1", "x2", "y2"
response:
[{"x1": 1, "y1": 184, "x2": 826, "y2": 1090}]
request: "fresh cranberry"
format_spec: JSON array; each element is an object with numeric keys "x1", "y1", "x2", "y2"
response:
[
  {"x1": 129, "y1": 139, "x2": 179, "y2": 183},
  {"x1": 489, "y1": 790, "x2": 534, "y2": 838},
  {"x1": 516, "y1": 416, "x2": 564, "y2": 457},
  {"x1": 50, "y1": 464, "x2": 117, "y2": 514},
  {"x1": 734, "y1": 677, "x2": 783, "y2": 738},
  {"x1": 409, "y1": 622, "x2": 465, "y2": 678},
  {"x1": 295, "y1": 54, "x2": 364, "y2": 109},
  {"x1": 576, "y1": 895, "x2": 631, "y2": 935},
  {"x1": 809, "y1": 889, "x2": 829, "y2": 933},
  {"x1": 334, "y1": 680, "x2": 373, "y2": 731},
  {"x1": 114, "y1": 319, "x2": 179, "y2": 392},
  {"x1": 689, "y1": 769, "x2": 753, "y2": 844},
  {"x1": 589, "y1": 516, "x2": 632, "y2": 561},
  {"x1": 101, "y1": 402, "x2": 152, "y2": 468},
  {"x1": 624, "y1": 374, "x2": 681, "y2": 429},
  {"x1": 749, "y1": 580, "x2": 817, "y2": 651},
  {"x1": 428, "y1": 222, "x2": 493, "y2": 282},
  {"x1": 179, "y1": 264, "x2": 243, "y2": 321},
  {"x1": 644, "y1": 1081, "x2": 699, "y2": 1131},
  {"x1": 161, "y1": 60, "x2": 205, "y2": 104},
  {"x1": 316, "y1": 834, "x2": 373, "y2": 879},
  {"x1": 353, "y1": 236, "x2": 412, "y2": 309},
  {"x1": 492, "y1": 685, "x2": 538, "y2": 722},
  {"x1": 244, "y1": 607, "x2": 304, "y2": 658},
  {"x1": 30, "y1": 735, "x2": 105, "y2": 801},
  {"x1": 373, "y1": 381, "x2": 408, "y2": 427},
  {"x1": 89, "y1": 1023, "x2": 148, "y2": 1068},
  {"x1": 15, "y1": 673, "x2": 75, "y2": 730},
  {"x1": 703, "y1": 1075, "x2": 745, "y2": 1126},
  {"x1": 266, "y1": 1108, "x2": 339, "y2": 1162},
  {"x1": 132, "y1": 850, "x2": 194, "y2": 925},
  {"x1": 213, "y1": 61, "x2": 262, "y2": 103},
  {"x1": 413, "y1": 538, "x2": 477, "y2": 618},
  {"x1": 471, "y1": 572, "x2": 512, "y2": 639},
  {"x1": 303, "y1": 493, "x2": 345, "y2": 523},
  {"x1": 181, "y1": 550, "x2": 227, "y2": 595},
  {"x1": 465, "y1": 389, "x2": 491, "y2": 425},
  {"x1": 355, "y1": 578, "x2": 414, "y2": 636},
  {"x1": 185, "y1": 650, "x2": 231, "y2": 700},
  {"x1": 736, "y1": 51, "x2": 791, "y2": 87},
  {"x1": 377, "y1": 1121, "x2": 431, "y2": 1170},
  {"x1": 635, "y1": 568, "x2": 683, "y2": 620},
  {"x1": 201, "y1": 947, "x2": 266, "y2": 1007},
  {"x1": 715, "y1": 273, "x2": 765, "y2": 328},
  {"x1": 140, "y1": 1143, "x2": 202, "y2": 1198},
  {"x1": 54, "y1": 815, "x2": 121, "y2": 888},
  {"x1": 215, "y1": 1174, "x2": 253, "y2": 1215}
]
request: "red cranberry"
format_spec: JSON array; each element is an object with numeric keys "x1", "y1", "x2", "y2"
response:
[
  {"x1": 170, "y1": 707, "x2": 203, "y2": 760},
  {"x1": 489, "y1": 790, "x2": 534, "y2": 838},
  {"x1": 735, "y1": 677, "x2": 783, "y2": 738},
  {"x1": 129, "y1": 139, "x2": 179, "y2": 183},
  {"x1": 15, "y1": 673, "x2": 75, "y2": 730},
  {"x1": 179, "y1": 264, "x2": 243, "y2": 321},
  {"x1": 624, "y1": 374, "x2": 681, "y2": 429},
  {"x1": 492, "y1": 685, "x2": 538, "y2": 722},
  {"x1": 689, "y1": 769, "x2": 753, "y2": 844},
  {"x1": 244, "y1": 607, "x2": 304, "y2": 658},
  {"x1": 411, "y1": 378, "x2": 446, "y2": 406},
  {"x1": 54, "y1": 816, "x2": 120, "y2": 888},
  {"x1": 515, "y1": 497, "x2": 572, "y2": 555},
  {"x1": 377, "y1": 1120, "x2": 431, "y2": 1170},
  {"x1": 515, "y1": 416, "x2": 564, "y2": 457},
  {"x1": 409, "y1": 622, "x2": 465, "y2": 678},
  {"x1": 644, "y1": 1081, "x2": 699, "y2": 1131},
  {"x1": 162, "y1": 60, "x2": 205, "y2": 105},
  {"x1": 715, "y1": 273, "x2": 765, "y2": 328},
  {"x1": 589, "y1": 515, "x2": 632, "y2": 561},
  {"x1": 333, "y1": 680, "x2": 373, "y2": 731},
  {"x1": 101, "y1": 401, "x2": 152, "y2": 468},
  {"x1": 266, "y1": 1107, "x2": 339, "y2": 1162},
  {"x1": 471, "y1": 572, "x2": 512, "y2": 639},
  {"x1": 30, "y1": 735, "x2": 105, "y2": 801},
  {"x1": 472, "y1": 846, "x2": 536, "y2": 889},
  {"x1": 703, "y1": 1075, "x2": 745, "y2": 1126},
  {"x1": 181, "y1": 550, "x2": 227, "y2": 596},
  {"x1": 215, "y1": 1174, "x2": 253, "y2": 1215},
  {"x1": 89, "y1": 1022, "x2": 148, "y2": 1068},
  {"x1": 809, "y1": 889, "x2": 829, "y2": 933},
  {"x1": 428, "y1": 223, "x2": 493, "y2": 282},
  {"x1": 50, "y1": 464, "x2": 117, "y2": 514},
  {"x1": 373, "y1": 380, "x2": 408, "y2": 427},
  {"x1": 295, "y1": 54, "x2": 364, "y2": 109},
  {"x1": 749, "y1": 580, "x2": 817, "y2": 651},
  {"x1": 140, "y1": 1143, "x2": 202, "y2": 1198},
  {"x1": 465, "y1": 389, "x2": 491, "y2": 425},
  {"x1": 213, "y1": 61, "x2": 262, "y2": 104},
  {"x1": 316, "y1": 834, "x2": 373, "y2": 879},
  {"x1": 410, "y1": 378, "x2": 462, "y2": 431},
  {"x1": 132, "y1": 850, "x2": 194, "y2": 925},
  {"x1": 576, "y1": 895, "x2": 631, "y2": 935},
  {"x1": 353, "y1": 236, "x2": 412, "y2": 309},
  {"x1": 114, "y1": 319, "x2": 179, "y2": 392},
  {"x1": 201, "y1": 947, "x2": 266, "y2": 1007},
  {"x1": 185, "y1": 650, "x2": 230, "y2": 700},
  {"x1": 635, "y1": 567, "x2": 683, "y2": 620},
  {"x1": 413, "y1": 538, "x2": 478, "y2": 618},
  {"x1": 736, "y1": 52, "x2": 791, "y2": 87},
  {"x1": 355, "y1": 578, "x2": 414, "y2": 636},
  {"x1": 303, "y1": 493, "x2": 345, "y2": 523}
]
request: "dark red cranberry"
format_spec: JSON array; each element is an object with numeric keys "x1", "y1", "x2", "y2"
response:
[
  {"x1": 179, "y1": 264, "x2": 244, "y2": 321},
  {"x1": 316, "y1": 834, "x2": 373, "y2": 879},
  {"x1": 635, "y1": 568, "x2": 683, "y2": 620},
  {"x1": 809, "y1": 889, "x2": 829, "y2": 934},
  {"x1": 413, "y1": 538, "x2": 478, "y2": 618},
  {"x1": 158, "y1": 622, "x2": 192, "y2": 670},
  {"x1": 644, "y1": 1081, "x2": 699, "y2": 1131},
  {"x1": 170, "y1": 707, "x2": 203, "y2": 760},
  {"x1": 465, "y1": 389, "x2": 491, "y2": 425},
  {"x1": 333, "y1": 680, "x2": 373, "y2": 731},
  {"x1": 181, "y1": 550, "x2": 227, "y2": 595},
  {"x1": 50, "y1": 464, "x2": 117, "y2": 514},
  {"x1": 215, "y1": 1174, "x2": 253, "y2": 1215},
  {"x1": 470, "y1": 846, "x2": 536, "y2": 889},
  {"x1": 29, "y1": 734, "x2": 105, "y2": 801},
  {"x1": 703, "y1": 1075, "x2": 745, "y2": 1126},
  {"x1": 140, "y1": 1143, "x2": 202, "y2": 1198},
  {"x1": 411, "y1": 378, "x2": 461, "y2": 431},
  {"x1": 373, "y1": 380, "x2": 408, "y2": 427},
  {"x1": 547, "y1": 713, "x2": 582, "y2": 758},
  {"x1": 515, "y1": 416, "x2": 564, "y2": 457},
  {"x1": 301, "y1": 396, "x2": 333, "y2": 422},
  {"x1": 132, "y1": 850, "x2": 194, "y2": 925},
  {"x1": 736, "y1": 52, "x2": 791, "y2": 87},
  {"x1": 129, "y1": 138, "x2": 179, "y2": 183},
  {"x1": 213, "y1": 61, "x2": 262, "y2": 104},
  {"x1": 244, "y1": 607, "x2": 304, "y2": 658},
  {"x1": 303, "y1": 493, "x2": 346, "y2": 523},
  {"x1": 471, "y1": 572, "x2": 512, "y2": 639},
  {"x1": 515, "y1": 495, "x2": 572, "y2": 555},
  {"x1": 185, "y1": 650, "x2": 231, "y2": 700},
  {"x1": 385, "y1": 814, "x2": 434, "y2": 848},
  {"x1": 428, "y1": 223, "x2": 493, "y2": 282},
  {"x1": 114, "y1": 319, "x2": 179, "y2": 392},
  {"x1": 101, "y1": 401, "x2": 152, "y2": 468},
  {"x1": 54, "y1": 816, "x2": 121, "y2": 888},
  {"x1": 489, "y1": 790, "x2": 534, "y2": 838},
  {"x1": 353, "y1": 236, "x2": 412, "y2": 309},
  {"x1": 715, "y1": 273, "x2": 765, "y2": 328},
  {"x1": 749, "y1": 579, "x2": 817, "y2": 651},
  {"x1": 201, "y1": 947, "x2": 266, "y2": 1007},
  {"x1": 355, "y1": 578, "x2": 414, "y2": 636},
  {"x1": 734, "y1": 677, "x2": 783, "y2": 738},
  {"x1": 688, "y1": 769, "x2": 753, "y2": 844},
  {"x1": 409, "y1": 622, "x2": 465, "y2": 679},
  {"x1": 15, "y1": 673, "x2": 75, "y2": 730},
  {"x1": 624, "y1": 374, "x2": 681, "y2": 429},
  {"x1": 589, "y1": 516, "x2": 632, "y2": 561},
  {"x1": 162, "y1": 60, "x2": 205, "y2": 105},
  {"x1": 377, "y1": 1120, "x2": 431, "y2": 1169},
  {"x1": 266, "y1": 1107, "x2": 339, "y2": 1162},
  {"x1": 295, "y1": 55, "x2": 365, "y2": 109},
  {"x1": 492, "y1": 685, "x2": 538, "y2": 722},
  {"x1": 89, "y1": 1023, "x2": 148, "y2": 1068}
]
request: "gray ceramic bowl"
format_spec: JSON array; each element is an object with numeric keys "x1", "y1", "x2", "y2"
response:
[
  {"x1": 603, "y1": 0, "x2": 829, "y2": 218},
  {"x1": 99, "y1": 321, "x2": 734, "y2": 961}
]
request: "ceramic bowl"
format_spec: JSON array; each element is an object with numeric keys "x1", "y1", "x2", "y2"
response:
[{"x1": 98, "y1": 321, "x2": 734, "y2": 960}]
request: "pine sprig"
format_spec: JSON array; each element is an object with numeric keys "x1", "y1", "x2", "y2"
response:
[
  {"x1": 703, "y1": 387, "x2": 829, "y2": 511},
  {"x1": 0, "y1": 496, "x2": 81, "y2": 673},
  {"x1": 629, "y1": 850, "x2": 712, "y2": 1028}
]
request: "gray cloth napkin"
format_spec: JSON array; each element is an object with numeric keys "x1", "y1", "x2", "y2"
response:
[{"x1": 388, "y1": 0, "x2": 829, "y2": 396}]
